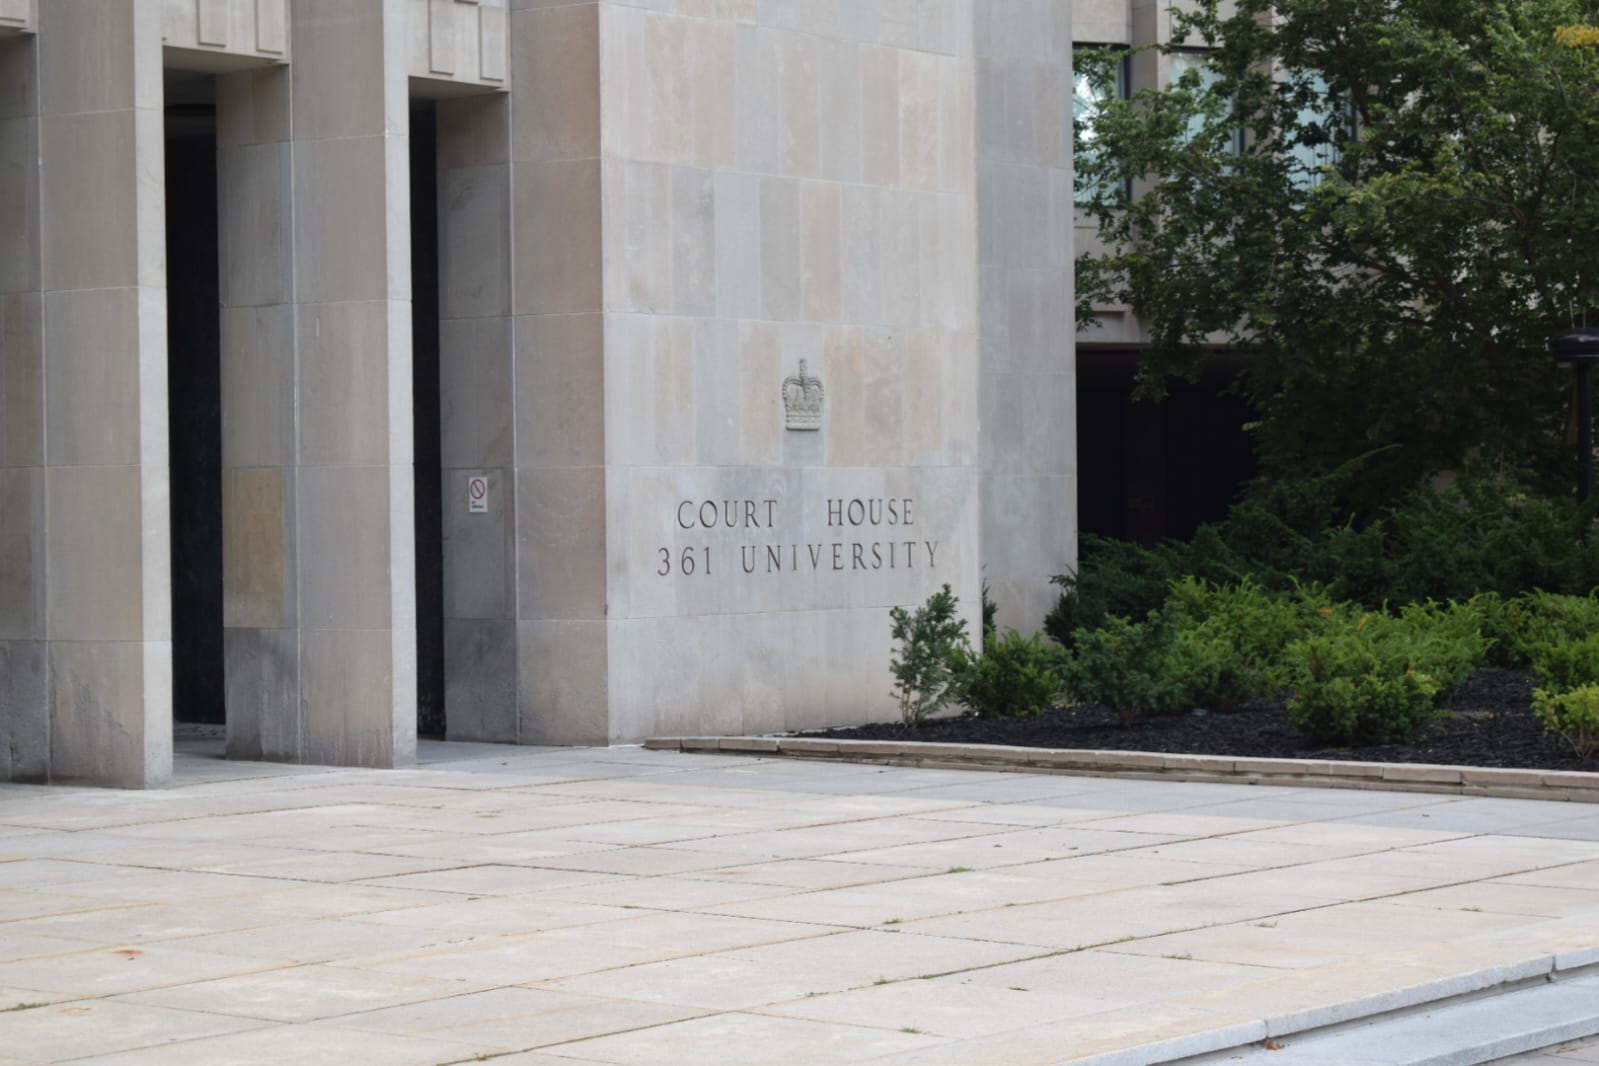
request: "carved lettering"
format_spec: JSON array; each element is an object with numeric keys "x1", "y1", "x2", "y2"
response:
[{"x1": 655, "y1": 497, "x2": 941, "y2": 579}]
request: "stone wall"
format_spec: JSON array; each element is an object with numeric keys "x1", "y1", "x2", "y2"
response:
[{"x1": 975, "y1": 0, "x2": 1077, "y2": 634}]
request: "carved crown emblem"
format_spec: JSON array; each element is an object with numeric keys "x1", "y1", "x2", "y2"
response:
[{"x1": 782, "y1": 359, "x2": 825, "y2": 431}]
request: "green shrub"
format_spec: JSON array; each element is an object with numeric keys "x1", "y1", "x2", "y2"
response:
[
  {"x1": 955, "y1": 628, "x2": 1069, "y2": 719},
  {"x1": 1276, "y1": 607, "x2": 1485, "y2": 746},
  {"x1": 1532, "y1": 684, "x2": 1599, "y2": 759},
  {"x1": 1528, "y1": 631, "x2": 1599, "y2": 694},
  {"x1": 1164, "y1": 577, "x2": 1324, "y2": 710},
  {"x1": 1045, "y1": 474, "x2": 1599, "y2": 639},
  {"x1": 889, "y1": 585, "x2": 971, "y2": 727},
  {"x1": 1064, "y1": 611, "x2": 1197, "y2": 726}
]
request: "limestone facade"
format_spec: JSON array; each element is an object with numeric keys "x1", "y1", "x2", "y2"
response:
[{"x1": 0, "y1": 0, "x2": 1075, "y2": 786}]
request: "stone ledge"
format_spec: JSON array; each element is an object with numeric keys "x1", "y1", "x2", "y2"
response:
[{"x1": 644, "y1": 736, "x2": 1599, "y2": 802}]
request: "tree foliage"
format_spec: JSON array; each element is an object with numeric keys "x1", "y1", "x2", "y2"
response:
[{"x1": 1075, "y1": 0, "x2": 1599, "y2": 507}]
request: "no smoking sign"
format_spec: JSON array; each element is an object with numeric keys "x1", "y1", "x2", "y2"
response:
[{"x1": 467, "y1": 475, "x2": 489, "y2": 514}]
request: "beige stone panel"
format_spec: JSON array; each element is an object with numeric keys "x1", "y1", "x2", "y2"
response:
[
  {"x1": 652, "y1": 316, "x2": 696, "y2": 464},
  {"x1": 0, "y1": 115, "x2": 38, "y2": 294},
  {"x1": 0, "y1": 292, "x2": 42, "y2": 467},
  {"x1": 479, "y1": 2, "x2": 507, "y2": 81},
  {"x1": 222, "y1": 466, "x2": 290, "y2": 630},
  {"x1": 514, "y1": 312, "x2": 604, "y2": 469},
  {"x1": 685, "y1": 318, "x2": 738, "y2": 468},
  {"x1": 0, "y1": 639, "x2": 47, "y2": 781},
  {"x1": 517, "y1": 618, "x2": 607, "y2": 745},
  {"x1": 816, "y1": 37, "x2": 861, "y2": 182},
  {"x1": 943, "y1": 328, "x2": 980, "y2": 465},
  {"x1": 673, "y1": 0, "x2": 757, "y2": 20},
  {"x1": 839, "y1": 186, "x2": 884, "y2": 327},
  {"x1": 1029, "y1": 64, "x2": 1067, "y2": 173},
  {"x1": 939, "y1": 55, "x2": 977, "y2": 193},
  {"x1": 219, "y1": 304, "x2": 295, "y2": 469},
  {"x1": 515, "y1": 158, "x2": 602, "y2": 315},
  {"x1": 733, "y1": 24, "x2": 779, "y2": 174},
  {"x1": 799, "y1": 180, "x2": 840, "y2": 322},
  {"x1": 823, "y1": 327, "x2": 864, "y2": 467},
  {"x1": 687, "y1": 16, "x2": 735, "y2": 167},
  {"x1": 223, "y1": 625, "x2": 299, "y2": 761},
  {"x1": 859, "y1": 44, "x2": 899, "y2": 186},
  {"x1": 881, "y1": 193, "x2": 920, "y2": 326},
  {"x1": 736, "y1": 320, "x2": 781, "y2": 466},
  {"x1": 901, "y1": 328, "x2": 945, "y2": 466},
  {"x1": 38, "y1": 111, "x2": 138, "y2": 292},
  {"x1": 898, "y1": 49, "x2": 939, "y2": 191},
  {"x1": 287, "y1": 0, "x2": 386, "y2": 142},
  {"x1": 217, "y1": 140, "x2": 289, "y2": 308},
  {"x1": 443, "y1": 617, "x2": 517, "y2": 741},
  {"x1": 516, "y1": 466, "x2": 606, "y2": 621},
  {"x1": 778, "y1": 29, "x2": 819, "y2": 177},
  {"x1": 1072, "y1": 0, "x2": 1131, "y2": 45},
  {"x1": 291, "y1": 136, "x2": 389, "y2": 305},
  {"x1": 671, "y1": 166, "x2": 716, "y2": 316},
  {"x1": 0, "y1": 467, "x2": 41, "y2": 639},
  {"x1": 297, "y1": 300, "x2": 391, "y2": 466},
  {"x1": 758, "y1": 176, "x2": 799, "y2": 320},
  {"x1": 598, "y1": 0, "x2": 648, "y2": 161},
  {"x1": 297, "y1": 465, "x2": 392, "y2": 630},
  {"x1": 604, "y1": 159, "x2": 671, "y2": 314},
  {"x1": 439, "y1": 164, "x2": 511, "y2": 320},
  {"x1": 215, "y1": 66, "x2": 290, "y2": 148},
  {"x1": 44, "y1": 466, "x2": 143, "y2": 642},
  {"x1": 510, "y1": 2, "x2": 598, "y2": 163},
  {"x1": 441, "y1": 468, "x2": 513, "y2": 620},
  {"x1": 300, "y1": 627, "x2": 404, "y2": 768},
  {"x1": 440, "y1": 317, "x2": 513, "y2": 469},
  {"x1": 861, "y1": 327, "x2": 904, "y2": 466},
  {"x1": 713, "y1": 171, "x2": 760, "y2": 320},
  {"x1": 644, "y1": 11, "x2": 691, "y2": 162},
  {"x1": 48, "y1": 639, "x2": 171, "y2": 788},
  {"x1": 37, "y1": 0, "x2": 139, "y2": 117},
  {"x1": 600, "y1": 312, "x2": 655, "y2": 469}
]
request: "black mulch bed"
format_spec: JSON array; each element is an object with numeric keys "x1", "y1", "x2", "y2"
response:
[{"x1": 809, "y1": 669, "x2": 1599, "y2": 774}]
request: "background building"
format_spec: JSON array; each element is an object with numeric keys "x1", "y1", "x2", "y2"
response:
[
  {"x1": 1072, "y1": 0, "x2": 1257, "y2": 545},
  {"x1": 0, "y1": 0, "x2": 1075, "y2": 788}
]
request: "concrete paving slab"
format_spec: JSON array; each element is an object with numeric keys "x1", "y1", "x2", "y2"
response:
[
  {"x1": 0, "y1": 1000, "x2": 269, "y2": 1062},
  {"x1": 4, "y1": 742, "x2": 1599, "y2": 1065}
]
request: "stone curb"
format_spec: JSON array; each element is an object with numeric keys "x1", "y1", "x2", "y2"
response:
[
  {"x1": 1073, "y1": 959, "x2": 1599, "y2": 1066},
  {"x1": 642, "y1": 736, "x2": 1599, "y2": 803}
]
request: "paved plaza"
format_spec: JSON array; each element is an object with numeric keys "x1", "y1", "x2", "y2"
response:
[{"x1": 2, "y1": 739, "x2": 1599, "y2": 1064}]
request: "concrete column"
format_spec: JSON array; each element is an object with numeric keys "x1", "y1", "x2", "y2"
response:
[
  {"x1": 975, "y1": 0, "x2": 1078, "y2": 634},
  {"x1": 32, "y1": 0, "x2": 172, "y2": 787},
  {"x1": 0, "y1": 33, "x2": 46, "y2": 782},
  {"x1": 435, "y1": 94, "x2": 519, "y2": 741},
  {"x1": 505, "y1": 2, "x2": 608, "y2": 745},
  {"x1": 219, "y1": 0, "x2": 416, "y2": 767}
]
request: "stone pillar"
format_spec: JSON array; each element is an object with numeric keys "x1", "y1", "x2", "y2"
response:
[
  {"x1": 218, "y1": 0, "x2": 416, "y2": 767},
  {"x1": 0, "y1": 32, "x2": 46, "y2": 782},
  {"x1": 975, "y1": 0, "x2": 1078, "y2": 634},
  {"x1": 31, "y1": 0, "x2": 172, "y2": 787},
  {"x1": 435, "y1": 93, "x2": 519, "y2": 741},
  {"x1": 504, "y1": 1, "x2": 608, "y2": 745}
]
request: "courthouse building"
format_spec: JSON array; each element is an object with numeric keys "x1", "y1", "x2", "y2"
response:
[{"x1": 0, "y1": 0, "x2": 1076, "y2": 787}]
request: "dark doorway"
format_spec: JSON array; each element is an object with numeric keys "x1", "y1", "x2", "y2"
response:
[
  {"x1": 410, "y1": 101, "x2": 446, "y2": 738},
  {"x1": 164, "y1": 73, "x2": 224, "y2": 724}
]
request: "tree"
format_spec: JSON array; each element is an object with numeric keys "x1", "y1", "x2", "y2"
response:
[{"x1": 1074, "y1": 0, "x2": 1599, "y2": 512}]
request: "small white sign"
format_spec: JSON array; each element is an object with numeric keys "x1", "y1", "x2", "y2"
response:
[{"x1": 467, "y1": 475, "x2": 489, "y2": 514}]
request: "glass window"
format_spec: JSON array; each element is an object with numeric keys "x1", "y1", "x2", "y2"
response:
[
  {"x1": 1168, "y1": 50, "x2": 1243, "y2": 153},
  {"x1": 1287, "y1": 70, "x2": 1351, "y2": 189},
  {"x1": 1074, "y1": 45, "x2": 1129, "y2": 206}
]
